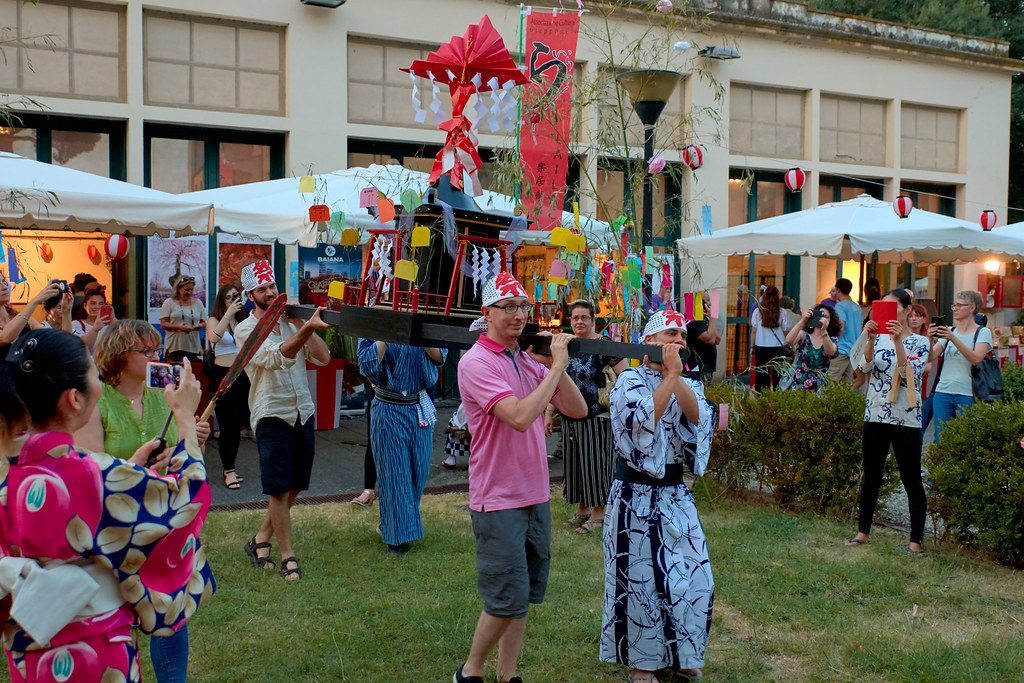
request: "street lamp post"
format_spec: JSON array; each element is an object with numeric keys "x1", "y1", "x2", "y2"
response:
[{"x1": 616, "y1": 69, "x2": 681, "y2": 305}]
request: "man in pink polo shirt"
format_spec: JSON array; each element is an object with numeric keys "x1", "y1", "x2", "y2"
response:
[{"x1": 454, "y1": 272, "x2": 587, "y2": 683}]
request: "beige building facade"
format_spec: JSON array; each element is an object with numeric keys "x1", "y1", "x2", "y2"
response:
[{"x1": 0, "y1": 0, "x2": 1016, "y2": 375}]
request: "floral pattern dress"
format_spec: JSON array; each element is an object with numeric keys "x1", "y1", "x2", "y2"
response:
[
  {"x1": 0, "y1": 432, "x2": 215, "y2": 682},
  {"x1": 788, "y1": 334, "x2": 839, "y2": 392}
]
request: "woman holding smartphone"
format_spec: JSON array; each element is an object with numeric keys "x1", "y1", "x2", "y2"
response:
[
  {"x1": 206, "y1": 283, "x2": 251, "y2": 489},
  {"x1": 927, "y1": 290, "x2": 991, "y2": 440},
  {"x1": 72, "y1": 282, "x2": 114, "y2": 351},
  {"x1": 75, "y1": 319, "x2": 210, "y2": 683},
  {"x1": 846, "y1": 289, "x2": 930, "y2": 554}
]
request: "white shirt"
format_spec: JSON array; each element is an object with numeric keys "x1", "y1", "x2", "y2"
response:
[
  {"x1": 750, "y1": 308, "x2": 791, "y2": 348},
  {"x1": 233, "y1": 315, "x2": 325, "y2": 428}
]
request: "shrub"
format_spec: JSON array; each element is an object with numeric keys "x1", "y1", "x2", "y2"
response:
[
  {"x1": 926, "y1": 401, "x2": 1024, "y2": 568},
  {"x1": 1001, "y1": 363, "x2": 1024, "y2": 403},
  {"x1": 705, "y1": 382, "x2": 881, "y2": 516}
]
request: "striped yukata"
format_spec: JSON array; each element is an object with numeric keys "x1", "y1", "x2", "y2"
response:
[
  {"x1": 600, "y1": 366, "x2": 715, "y2": 672},
  {"x1": 357, "y1": 341, "x2": 447, "y2": 546}
]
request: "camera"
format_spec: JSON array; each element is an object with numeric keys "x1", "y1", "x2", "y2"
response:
[
  {"x1": 52, "y1": 279, "x2": 68, "y2": 293},
  {"x1": 807, "y1": 309, "x2": 824, "y2": 331},
  {"x1": 44, "y1": 280, "x2": 69, "y2": 309}
]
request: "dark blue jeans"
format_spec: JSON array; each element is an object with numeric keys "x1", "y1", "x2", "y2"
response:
[
  {"x1": 150, "y1": 623, "x2": 189, "y2": 683},
  {"x1": 932, "y1": 391, "x2": 974, "y2": 442}
]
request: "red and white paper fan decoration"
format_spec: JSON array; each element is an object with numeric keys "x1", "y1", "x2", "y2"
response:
[
  {"x1": 784, "y1": 168, "x2": 806, "y2": 192},
  {"x1": 104, "y1": 234, "x2": 130, "y2": 261},
  {"x1": 682, "y1": 145, "x2": 704, "y2": 171},
  {"x1": 892, "y1": 196, "x2": 913, "y2": 219},
  {"x1": 980, "y1": 209, "x2": 997, "y2": 231}
]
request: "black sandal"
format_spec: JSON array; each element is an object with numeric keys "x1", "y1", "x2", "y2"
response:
[
  {"x1": 223, "y1": 469, "x2": 242, "y2": 490},
  {"x1": 244, "y1": 536, "x2": 275, "y2": 570},
  {"x1": 280, "y1": 556, "x2": 302, "y2": 581}
]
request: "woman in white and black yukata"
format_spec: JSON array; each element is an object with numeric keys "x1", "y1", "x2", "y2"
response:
[{"x1": 600, "y1": 309, "x2": 716, "y2": 683}]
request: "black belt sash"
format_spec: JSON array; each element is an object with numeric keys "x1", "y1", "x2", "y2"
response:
[
  {"x1": 372, "y1": 386, "x2": 418, "y2": 405},
  {"x1": 614, "y1": 448, "x2": 694, "y2": 488}
]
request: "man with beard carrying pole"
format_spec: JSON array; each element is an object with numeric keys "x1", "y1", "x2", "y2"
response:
[{"x1": 234, "y1": 259, "x2": 331, "y2": 582}]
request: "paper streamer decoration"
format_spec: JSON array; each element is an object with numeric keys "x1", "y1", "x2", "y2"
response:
[
  {"x1": 411, "y1": 226, "x2": 431, "y2": 247},
  {"x1": 547, "y1": 282, "x2": 559, "y2": 299},
  {"x1": 395, "y1": 259, "x2": 419, "y2": 282},
  {"x1": 693, "y1": 292, "x2": 704, "y2": 321},
  {"x1": 702, "y1": 204, "x2": 713, "y2": 236},
  {"x1": 0, "y1": 232, "x2": 5, "y2": 263},
  {"x1": 298, "y1": 176, "x2": 315, "y2": 194},
  {"x1": 341, "y1": 229, "x2": 360, "y2": 246},
  {"x1": 683, "y1": 292, "x2": 695, "y2": 320},
  {"x1": 329, "y1": 211, "x2": 346, "y2": 230},
  {"x1": 709, "y1": 290, "x2": 720, "y2": 318},
  {"x1": 626, "y1": 258, "x2": 642, "y2": 288},
  {"x1": 377, "y1": 195, "x2": 396, "y2": 224},
  {"x1": 550, "y1": 227, "x2": 571, "y2": 247},
  {"x1": 535, "y1": 282, "x2": 543, "y2": 301},
  {"x1": 7, "y1": 247, "x2": 24, "y2": 283},
  {"x1": 309, "y1": 204, "x2": 330, "y2": 222},
  {"x1": 717, "y1": 404, "x2": 729, "y2": 432},
  {"x1": 327, "y1": 281, "x2": 346, "y2": 300},
  {"x1": 645, "y1": 246, "x2": 659, "y2": 275},
  {"x1": 359, "y1": 187, "x2": 377, "y2": 208},
  {"x1": 400, "y1": 189, "x2": 421, "y2": 211},
  {"x1": 409, "y1": 71, "x2": 427, "y2": 124},
  {"x1": 549, "y1": 258, "x2": 569, "y2": 285}
]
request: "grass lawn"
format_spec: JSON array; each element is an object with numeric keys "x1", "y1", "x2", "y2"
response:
[{"x1": 143, "y1": 485, "x2": 1022, "y2": 681}]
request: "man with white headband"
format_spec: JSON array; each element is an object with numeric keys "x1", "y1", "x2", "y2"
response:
[
  {"x1": 234, "y1": 259, "x2": 330, "y2": 582},
  {"x1": 600, "y1": 309, "x2": 716, "y2": 683},
  {"x1": 454, "y1": 272, "x2": 587, "y2": 683}
]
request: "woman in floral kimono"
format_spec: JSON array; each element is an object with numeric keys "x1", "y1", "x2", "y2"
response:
[
  {"x1": 601, "y1": 311, "x2": 715, "y2": 683},
  {"x1": 0, "y1": 329, "x2": 214, "y2": 682}
]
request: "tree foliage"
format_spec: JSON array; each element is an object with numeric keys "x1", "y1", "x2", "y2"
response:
[{"x1": 808, "y1": 0, "x2": 1024, "y2": 223}]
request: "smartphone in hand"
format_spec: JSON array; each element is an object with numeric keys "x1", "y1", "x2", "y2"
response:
[
  {"x1": 807, "y1": 309, "x2": 824, "y2": 331},
  {"x1": 931, "y1": 315, "x2": 948, "y2": 328},
  {"x1": 146, "y1": 362, "x2": 182, "y2": 389},
  {"x1": 99, "y1": 304, "x2": 114, "y2": 321}
]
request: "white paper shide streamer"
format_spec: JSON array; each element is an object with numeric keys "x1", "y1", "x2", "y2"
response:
[{"x1": 409, "y1": 72, "x2": 426, "y2": 124}]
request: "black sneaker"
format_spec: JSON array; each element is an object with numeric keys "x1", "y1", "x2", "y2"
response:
[
  {"x1": 453, "y1": 665, "x2": 484, "y2": 683},
  {"x1": 386, "y1": 543, "x2": 409, "y2": 557}
]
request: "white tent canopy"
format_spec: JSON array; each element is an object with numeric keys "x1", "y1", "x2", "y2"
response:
[
  {"x1": 679, "y1": 195, "x2": 1024, "y2": 265},
  {"x1": 0, "y1": 152, "x2": 213, "y2": 236},
  {"x1": 183, "y1": 164, "x2": 612, "y2": 248}
]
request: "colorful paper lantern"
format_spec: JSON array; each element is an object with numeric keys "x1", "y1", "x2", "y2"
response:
[
  {"x1": 682, "y1": 145, "x2": 704, "y2": 171},
  {"x1": 784, "y1": 168, "x2": 806, "y2": 193},
  {"x1": 980, "y1": 209, "x2": 998, "y2": 231},
  {"x1": 39, "y1": 242, "x2": 53, "y2": 262},
  {"x1": 87, "y1": 244, "x2": 101, "y2": 261},
  {"x1": 892, "y1": 196, "x2": 913, "y2": 219},
  {"x1": 309, "y1": 204, "x2": 330, "y2": 222},
  {"x1": 104, "y1": 234, "x2": 130, "y2": 261}
]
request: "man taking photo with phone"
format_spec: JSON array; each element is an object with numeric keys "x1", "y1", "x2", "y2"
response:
[{"x1": 234, "y1": 259, "x2": 331, "y2": 582}]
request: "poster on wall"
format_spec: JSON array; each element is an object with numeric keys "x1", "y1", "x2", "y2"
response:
[
  {"x1": 298, "y1": 244, "x2": 363, "y2": 306},
  {"x1": 216, "y1": 233, "x2": 274, "y2": 290},
  {"x1": 147, "y1": 235, "x2": 209, "y2": 324},
  {"x1": 1, "y1": 231, "x2": 112, "y2": 307}
]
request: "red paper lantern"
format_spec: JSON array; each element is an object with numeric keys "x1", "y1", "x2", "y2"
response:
[
  {"x1": 87, "y1": 244, "x2": 100, "y2": 261},
  {"x1": 682, "y1": 145, "x2": 704, "y2": 171},
  {"x1": 784, "y1": 168, "x2": 806, "y2": 193},
  {"x1": 104, "y1": 234, "x2": 130, "y2": 261},
  {"x1": 893, "y1": 196, "x2": 913, "y2": 219},
  {"x1": 40, "y1": 242, "x2": 53, "y2": 262},
  {"x1": 980, "y1": 209, "x2": 997, "y2": 231},
  {"x1": 309, "y1": 204, "x2": 330, "y2": 222}
]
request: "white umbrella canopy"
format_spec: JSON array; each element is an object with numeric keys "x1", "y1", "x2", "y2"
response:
[
  {"x1": 0, "y1": 152, "x2": 213, "y2": 236},
  {"x1": 183, "y1": 164, "x2": 612, "y2": 248},
  {"x1": 679, "y1": 194, "x2": 1024, "y2": 265}
]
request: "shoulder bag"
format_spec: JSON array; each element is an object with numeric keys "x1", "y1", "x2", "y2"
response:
[{"x1": 970, "y1": 327, "x2": 1004, "y2": 402}]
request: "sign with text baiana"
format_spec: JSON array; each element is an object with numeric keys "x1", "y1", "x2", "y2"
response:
[{"x1": 297, "y1": 244, "x2": 363, "y2": 306}]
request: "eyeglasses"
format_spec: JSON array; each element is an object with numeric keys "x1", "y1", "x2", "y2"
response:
[
  {"x1": 950, "y1": 303, "x2": 971, "y2": 309},
  {"x1": 570, "y1": 315, "x2": 592, "y2": 322},
  {"x1": 495, "y1": 303, "x2": 532, "y2": 315},
  {"x1": 134, "y1": 347, "x2": 162, "y2": 358}
]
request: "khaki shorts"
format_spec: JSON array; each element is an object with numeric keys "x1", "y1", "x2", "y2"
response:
[
  {"x1": 470, "y1": 503, "x2": 551, "y2": 618},
  {"x1": 828, "y1": 354, "x2": 854, "y2": 383}
]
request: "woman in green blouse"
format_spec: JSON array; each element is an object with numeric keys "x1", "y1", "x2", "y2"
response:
[{"x1": 76, "y1": 319, "x2": 210, "y2": 458}]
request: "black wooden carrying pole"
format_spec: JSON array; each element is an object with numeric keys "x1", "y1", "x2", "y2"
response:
[{"x1": 285, "y1": 304, "x2": 670, "y2": 363}]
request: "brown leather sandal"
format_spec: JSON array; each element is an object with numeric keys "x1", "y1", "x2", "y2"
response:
[
  {"x1": 280, "y1": 556, "x2": 302, "y2": 581},
  {"x1": 244, "y1": 536, "x2": 276, "y2": 570}
]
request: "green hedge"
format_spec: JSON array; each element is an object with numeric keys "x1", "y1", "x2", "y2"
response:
[
  {"x1": 1001, "y1": 363, "x2": 1024, "y2": 403},
  {"x1": 705, "y1": 383, "x2": 885, "y2": 515},
  {"x1": 926, "y1": 400, "x2": 1024, "y2": 568}
]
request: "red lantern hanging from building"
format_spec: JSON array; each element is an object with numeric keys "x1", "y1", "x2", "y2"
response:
[
  {"x1": 87, "y1": 244, "x2": 101, "y2": 261},
  {"x1": 784, "y1": 168, "x2": 806, "y2": 192},
  {"x1": 892, "y1": 196, "x2": 913, "y2": 219},
  {"x1": 104, "y1": 234, "x2": 130, "y2": 261},
  {"x1": 980, "y1": 209, "x2": 997, "y2": 231},
  {"x1": 39, "y1": 242, "x2": 53, "y2": 262},
  {"x1": 682, "y1": 145, "x2": 704, "y2": 171}
]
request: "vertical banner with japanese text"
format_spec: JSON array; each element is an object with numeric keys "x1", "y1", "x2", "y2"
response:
[{"x1": 519, "y1": 9, "x2": 580, "y2": 230}]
